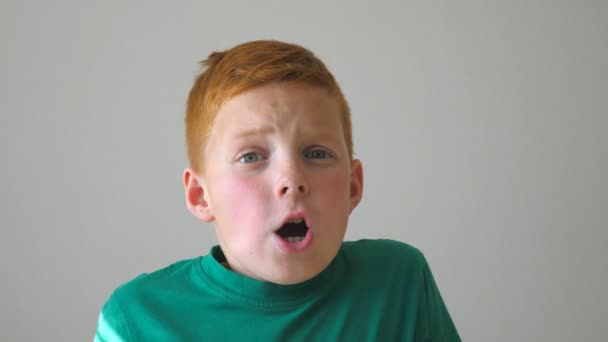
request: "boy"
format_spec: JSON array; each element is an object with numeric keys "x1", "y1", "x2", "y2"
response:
[{"x1": 95, "y1": 40, "x2": 461, "y2": 341}]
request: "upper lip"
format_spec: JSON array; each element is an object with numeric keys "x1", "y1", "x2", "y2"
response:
[{"x1": 277, "y1": 211, "x2": 311, "y2": 231}]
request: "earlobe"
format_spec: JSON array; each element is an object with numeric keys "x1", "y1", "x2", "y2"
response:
[
  {"x1": 349, "y1": 159, "x2": 364, "y2": 213},
  {"x1": 183, "y1": 167, "x2": 215, "y2": 222}
]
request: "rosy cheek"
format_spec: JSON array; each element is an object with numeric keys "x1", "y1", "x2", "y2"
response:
[{"x1": 214, "y1": 174, "x2": 268, "y2": 226}]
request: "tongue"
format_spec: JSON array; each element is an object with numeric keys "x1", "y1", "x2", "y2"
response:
[{"x1": 277, "y1": 222, "x2": 308, "y2": 238}]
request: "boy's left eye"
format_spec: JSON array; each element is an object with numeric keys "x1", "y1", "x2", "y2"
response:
[{"x1": 304, "y1": 149, "x2": 332, "y2": 159}]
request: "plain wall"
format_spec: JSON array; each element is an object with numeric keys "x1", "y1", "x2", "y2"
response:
[{"x1": 1, "y1": 0, "x2": 606, "y2": 341}]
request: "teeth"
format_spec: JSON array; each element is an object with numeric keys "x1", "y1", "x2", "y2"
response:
[
  {"x1": 286, "y1": 236, "x2": 304, "y2": 243},
  {"x1": 287, "y1": 218, "x2": 304, "y2": 224}
]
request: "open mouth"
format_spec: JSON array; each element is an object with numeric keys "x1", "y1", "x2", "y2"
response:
[{"x1": 276, "y1": 218, "x2": 309, "y2": 243}]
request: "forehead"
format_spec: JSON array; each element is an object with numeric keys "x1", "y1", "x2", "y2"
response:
[{"x1": 211, "y1": 82, "x2": 343, "y2": 138}]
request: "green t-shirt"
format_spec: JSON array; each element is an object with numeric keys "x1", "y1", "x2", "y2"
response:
[{"x1": 95, "y1": 239, "x2": 461, "y2": 341}]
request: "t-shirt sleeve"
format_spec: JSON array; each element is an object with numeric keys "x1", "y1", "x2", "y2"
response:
[
  {"x1": 414, "y1": 255, "x2": 462, "y2": 342},
  {"x1": 94, "y1": 293, "x2": 131, "y2": 342}
]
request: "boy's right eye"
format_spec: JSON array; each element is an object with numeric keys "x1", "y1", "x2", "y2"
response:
[{"x1": 238, "y1": 152, "x2": 264, "y2": 164}]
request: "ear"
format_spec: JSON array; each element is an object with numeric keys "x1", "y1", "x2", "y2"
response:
[
  {"x1": 183, "y1": 167, "x2": 215, "y2": 222},
  {"x1": 349, "y1": 159, "x2": 364, "y2": 213}
]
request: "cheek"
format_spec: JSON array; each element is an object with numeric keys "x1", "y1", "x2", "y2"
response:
[
  {"x1": 212, "y1": 174, "x2": 270, "y2": 226},
  {"x1": 315, "y1": 168, "x2": 351, "y2": 204}
]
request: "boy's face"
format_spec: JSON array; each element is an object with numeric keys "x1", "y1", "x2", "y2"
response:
[{"x1": 184, "y1": 82, "x2": 363, "y2": 285}]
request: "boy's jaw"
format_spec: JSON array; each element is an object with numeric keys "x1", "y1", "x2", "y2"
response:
[{"x1": 273, "y1": 211, "x2": 314, "y2": 253}]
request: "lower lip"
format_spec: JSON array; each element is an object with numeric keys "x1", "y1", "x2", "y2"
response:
[{"x1": 273, "y1": 229, "x2": 314, "y2": 253}]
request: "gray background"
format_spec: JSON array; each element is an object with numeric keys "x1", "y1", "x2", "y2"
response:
[{"x1": 1, "y1": 0, "x2": 607, "y2": 341}]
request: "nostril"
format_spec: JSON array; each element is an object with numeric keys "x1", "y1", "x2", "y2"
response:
[
  {"x1": 279, "y1": 184, "x2": 307, "y2": 196},
  {"x1": 281, "y1": 185, "x2": 306, "y2": 195}
]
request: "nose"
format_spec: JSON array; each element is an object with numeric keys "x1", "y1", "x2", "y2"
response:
[{"x1": 276, "y1": 159, "x2": 310, "y2": 199}]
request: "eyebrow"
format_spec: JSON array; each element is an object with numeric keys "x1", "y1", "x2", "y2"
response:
[
  {"x1": 232, "y1": 126, "x2": 276, "y2": 140},
  {"x1": 231, "y1": 125, "x2": 341, "y2": 144}
]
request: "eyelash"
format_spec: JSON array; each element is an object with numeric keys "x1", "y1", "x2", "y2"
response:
[
  {"x1": 238, "y1": 152, "x2": 266, "y2": 164},
  {"x1": 304, "y1": 149, "x2": 333, "y2": 160},
  {"x1": 237, "y1": 148, "x2": 334, "y2": 164}
]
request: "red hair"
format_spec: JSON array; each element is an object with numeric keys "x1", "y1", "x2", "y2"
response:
[{"x1": 185, "y1": 40, "x2": 352, "y2": 172}]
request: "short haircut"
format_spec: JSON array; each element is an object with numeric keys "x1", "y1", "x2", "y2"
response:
[{"x1": 185, "y1": 40, "x2": 352, "y2": 173}]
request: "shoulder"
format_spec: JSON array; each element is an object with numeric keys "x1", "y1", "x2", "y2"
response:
[
  {"x1": 341, "y1": 239, "x2": 425, "y2": 262},
  {"x1": 95, "y1": 257, "x2": 202, "y2": 340},
  {"x1": 338, "y1": 240, "x2": 461, "y2": 340},
  {"x1": 339, "y1": 239, "x2": 428, "y2": 278},
  {"x1": 101, "y1": 256, "x2": 202, "y2": 315},
  {"x1": 110, "y1": 257, "x2": 201, "y2": 300}
]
